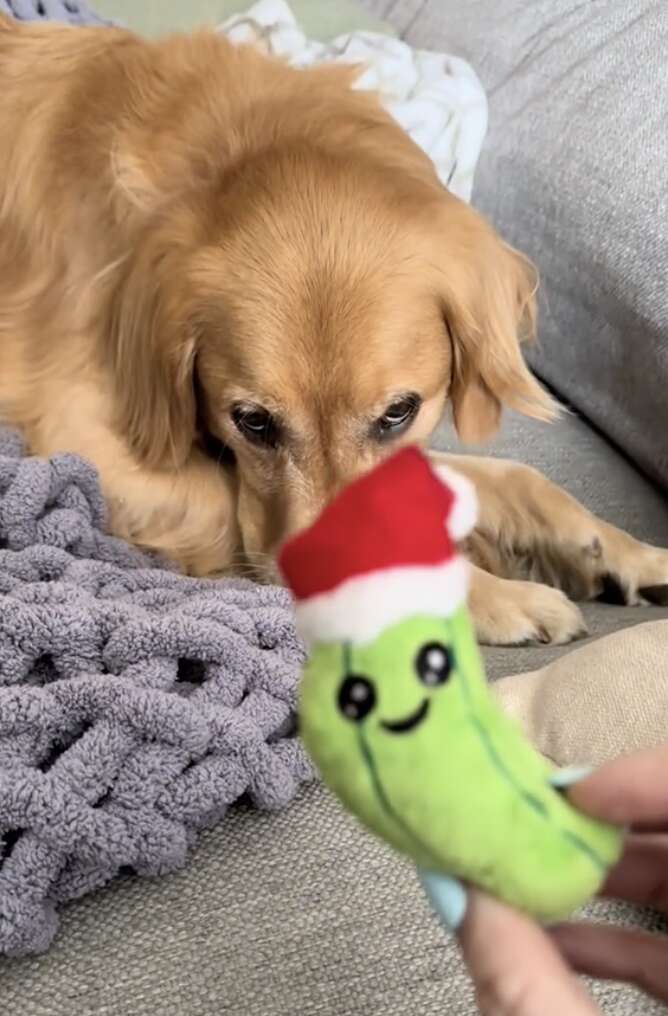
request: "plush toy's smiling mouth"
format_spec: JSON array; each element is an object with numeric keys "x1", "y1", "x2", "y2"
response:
[{"x1": 380, "y1": 698, "x2": 430, "y2": 734}]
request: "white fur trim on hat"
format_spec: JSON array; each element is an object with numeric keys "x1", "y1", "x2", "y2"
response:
[
  {"x1": 430, "y1": 461, "x2": 478, "y2": 541},
  {"x1": 294, "y1": 556, "x2": 469, "y2": 647}
]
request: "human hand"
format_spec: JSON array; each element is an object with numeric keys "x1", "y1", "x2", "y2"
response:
[{"x1": 457, "y1": 743, "x2": 668, "y2": 1015}]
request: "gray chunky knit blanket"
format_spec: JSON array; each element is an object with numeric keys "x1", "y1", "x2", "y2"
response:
[{"x1": 0, "y1": 425, "x2": 310, "y2": 957}]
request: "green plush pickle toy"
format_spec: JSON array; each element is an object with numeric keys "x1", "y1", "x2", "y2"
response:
[{"x1": 278, "y1": 447, "x2": 623, "y2": 931}]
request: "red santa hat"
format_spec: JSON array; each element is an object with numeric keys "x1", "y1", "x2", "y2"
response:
[{"x1": 278, "y1": 447, "x2": 477, "y2": 646}]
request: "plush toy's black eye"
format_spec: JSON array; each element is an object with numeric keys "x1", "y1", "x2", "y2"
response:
[
  {"x1": 338, "y1": 675, "x2": 376, "y2": 722},
  {"x1": 415, "y1": 642, "x2": 452, "y2": 687}
]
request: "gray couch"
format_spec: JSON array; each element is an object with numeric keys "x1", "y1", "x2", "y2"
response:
[
  {"x1": 393, "y1": 0, "x2": 668, "y2": 493},
  {"x1": 3, "y1": 2, "x2": 668, "y2": 1014}
]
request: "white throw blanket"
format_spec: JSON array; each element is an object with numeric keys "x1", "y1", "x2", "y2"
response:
[{"x1": 219, "y1": 0, "x2": 487, "y2": 203}]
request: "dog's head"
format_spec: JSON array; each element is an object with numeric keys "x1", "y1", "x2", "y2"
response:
[{"x1": 107, "y1": 60, "x2": 555, "y2": 579}]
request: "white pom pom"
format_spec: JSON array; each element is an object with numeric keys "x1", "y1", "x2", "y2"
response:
[{"x1": 431, "y1": 461, "x2": 478, "y2": 541}]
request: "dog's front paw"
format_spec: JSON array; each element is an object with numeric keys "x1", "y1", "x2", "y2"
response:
[
  {"x1": 597, "y1": 534, "x2": 668, "y2": 607},
  {"x1": 469, "y1": 569, "x2": 588, "y2": 647}
]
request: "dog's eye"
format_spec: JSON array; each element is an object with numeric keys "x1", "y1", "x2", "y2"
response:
[
  {"x1": 374, "y1": 394, "x2": 421, "y2": 440},
  {"x1": 231, "y1": 404, "x2": 281, "y2": 449}
]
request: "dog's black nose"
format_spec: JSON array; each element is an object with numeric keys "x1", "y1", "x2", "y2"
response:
[{"x1": 338, "y1": 674, "x2": 376, "y2": 723}]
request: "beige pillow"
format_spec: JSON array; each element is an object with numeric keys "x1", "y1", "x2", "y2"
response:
[{"x1": 492, "y1": 621, "x2": 668, "y2": 767}]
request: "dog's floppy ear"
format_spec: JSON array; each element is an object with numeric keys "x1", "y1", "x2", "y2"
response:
[
  {"x1": 438, "y1": 210, "x2": 558, "y2": 443},
  {"x1": 106, "y1": 238, "x2": 197, "y2": 468}
]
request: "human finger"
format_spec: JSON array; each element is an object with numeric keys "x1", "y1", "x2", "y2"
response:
[
  {"x1": 459, "y1": 891, "x2": 600, "y2": 1016},
  {"x1": 568, "y1": 744, "x2": 668, "y2": 830},
  {"x1": 551, "y1": 922, "x2": 668, "y2": 1004},
  {"x1": 600, "y1": 834, "x2": 668, "y2": 911}
]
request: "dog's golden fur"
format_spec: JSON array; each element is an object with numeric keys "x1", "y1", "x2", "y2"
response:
[{"x1": 1, "y1": 16, "x2": 666, "y2": 645}]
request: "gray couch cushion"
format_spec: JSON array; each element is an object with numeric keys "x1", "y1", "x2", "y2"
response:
[
  {"x1": 4, "y1": 409, "x2": 668, "y2": 1015},
  {"x1": 364, "y1": 0, "x2": 668, "y2": 491}
]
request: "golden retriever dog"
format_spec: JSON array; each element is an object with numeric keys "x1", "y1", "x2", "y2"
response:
[{"x1": 0, "y1": 16, "x2": 666, "y2": 645}]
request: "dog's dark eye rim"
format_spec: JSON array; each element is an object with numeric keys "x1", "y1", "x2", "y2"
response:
[
  {"x1": 231, "y1": 404, "x2": 281, "y2": 449},
  {"x1": 374, "y1": 394, "x2": 421, "y2": 440}
]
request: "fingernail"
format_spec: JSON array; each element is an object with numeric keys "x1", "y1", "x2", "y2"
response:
[
  {"x1": 549, "y1": 765, "x2": 594, "y2": 789},
  {"x1": 417, "y1": 869, "x2": 468, "y2": 932}
]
